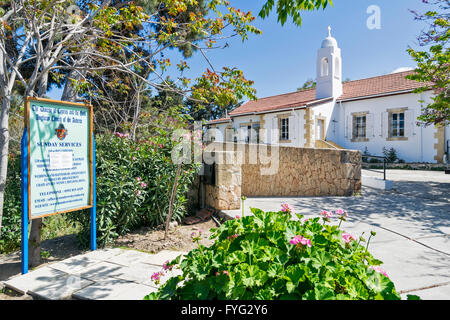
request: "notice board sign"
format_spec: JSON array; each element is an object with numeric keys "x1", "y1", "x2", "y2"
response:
[{"x1": 26, "y1": 97, "x2": 93, "y2": 219}]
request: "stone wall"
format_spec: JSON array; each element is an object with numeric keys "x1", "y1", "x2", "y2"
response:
[
  {"x1": 203, "y1": 143, "x2": 361, "y2": 210},
  {"x1": 206, "y1": 142, "x2": 361, "y2": 206},
  {"x1": 240, "y1": 145, "x2": 361, "y2": 197},
  {"x1": 205, "y1": 163, "x2": 241, "y2": 210}
]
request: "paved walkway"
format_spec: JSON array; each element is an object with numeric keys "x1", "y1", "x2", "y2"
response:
[
  {"x1": 222, "y1": 170, "x2": 450, "y2": 299},
  {"x1": 3, "y1": 169, "x2": 449, "y2": 300},
  {"x1": 3, "y1": 248, "x2": 185, "y2": 300}
]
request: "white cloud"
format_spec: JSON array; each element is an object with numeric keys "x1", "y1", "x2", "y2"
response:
[{"x1": 390, "y1": 67, "x2": 414, "y2": 74}]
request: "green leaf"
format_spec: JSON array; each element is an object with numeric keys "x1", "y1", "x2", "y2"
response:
[
  {"x1": 224, "y1": 250, "x2": 246, "y2": 264},
  {"x1": 285, "y1": 264, "x2": 306, "y2": 286},
  {"x1": 314, "y1": 284, "x2": 335, "y2": 300}
]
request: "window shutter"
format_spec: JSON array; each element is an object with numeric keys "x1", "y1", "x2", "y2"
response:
[
  {"x1": 381, "y1": 112, "x2": 389, "y2": 138},
  {"x1": 271, "y1": 117, "x2": 278, "y2": 144},
  {"x1": 366, "y1": 113, "x2": 374, "y2": 138},
  {"x1": 346, "y1": 116, "x2": 352, "y2": 139},
  {"x1": 405, "y1": 110, "x2": 415, "y2": 137},
  {"x1": 238, "y1": 126, "x2": 246, "y2": 142},
  {"x1": 288, "y1": 116, "x2": 295, "y2": 141}
]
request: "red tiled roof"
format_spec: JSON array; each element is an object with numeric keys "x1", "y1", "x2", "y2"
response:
[
  {"x1": 227, "y1": 71, "x2": 430, "y2": 117},
  {"x1": 229, "y1": 88, "x2": 317, "y2": 116},
  {"x1": 208, "y1": 117, "x2": 231, "y2": 124},
  {"x1": 338, "y1": 70, "x2": 429, "y2": 100}
]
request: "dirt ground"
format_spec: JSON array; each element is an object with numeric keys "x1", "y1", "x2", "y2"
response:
[
  {"x1": 0, "y1": 218, "x2": 220, "y2": 300},
  {"x1": 114, "y1": 219, "x2": 218, "y2": 253}
]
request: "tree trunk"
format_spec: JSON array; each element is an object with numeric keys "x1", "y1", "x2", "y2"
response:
[
  {"x1": 131, "y1": 89, "x2": 140, "y2": 141},
  {"x1": 27, "y1": 72, "x2": 49, "y2": 267},
  {"x1": 165, "y1": 163, "x2": 182, "y2": 240},
  {"x1": 61, "y1": 69, "x2": 82, "y2": 102},
  {"x1": 29, "y1": 218, "x2": 42, "y2": 267},
  {"x1": 0, "y1": 95, "x2": 11, "y2": 237}
]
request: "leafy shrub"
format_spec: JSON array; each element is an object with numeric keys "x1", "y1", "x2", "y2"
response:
[
  {"x1": 0, "y1": 154, "x2": 22, "y2": 253},
  {"x1": 382, "y1": 147, "x2": 399, "y2": 163},
  {"x1": 1, "y1": 131, "x2": 200, "y2": 252},
  {"x1": 146, "y1": 207, "x2": 401, "y2": 300},
  {"x1": 71, "y1": 132, "x2": 200, "y2": 247}
]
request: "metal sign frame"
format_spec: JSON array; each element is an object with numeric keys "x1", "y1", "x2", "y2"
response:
[{"x1": 21, "y1": 97, "x2": 97, "y2": 274}]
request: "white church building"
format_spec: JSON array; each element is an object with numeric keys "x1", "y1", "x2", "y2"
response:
[{"x1": 207, "y1": 27, "x2": 449, "y2": 164}]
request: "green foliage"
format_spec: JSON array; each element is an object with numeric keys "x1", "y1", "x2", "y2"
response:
[
  {"x1": 382, "y1": 147, "x2": 401, "y2": 163},
  {"x1": 406, "y1": 0, "x2": 450, "y2": 126},
  {"x1": 259, "y1": 0, "x2": 333, "y2": 26},
  {"x1": 0, "y1": 154, "x2": 22, "y2": 253},
  {"x1": 297, "y1": 78, "x2": 316, "y2": 91},
  {"x1": 70, "y1": 133, "x2": 200, "y2": 248},
  {"x1": 146, "y1": 208, "x2": 401, "y2": 300},
  {"x1": 0, "y1": 131, "x2": 200, "y2": 252}
]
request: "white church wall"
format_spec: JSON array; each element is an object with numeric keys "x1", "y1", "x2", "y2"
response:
[
  {"x1": 336, "y1": 91, "x2": 440, "y2": 163},
  {"x1": 310, "y1": 100, "x2": 336, "y2": 144}
]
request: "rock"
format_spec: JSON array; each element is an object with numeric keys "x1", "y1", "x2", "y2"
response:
[{"x1": 169, "y1": 221, "x2": 178, "y2": 230}]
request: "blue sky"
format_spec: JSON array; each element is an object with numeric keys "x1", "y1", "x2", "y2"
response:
[{"x1": 48, "y1": 0, "x2": 431, "y2": 101}]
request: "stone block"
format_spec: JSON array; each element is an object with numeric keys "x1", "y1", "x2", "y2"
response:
[
  {"x1": 80, "y1": 248, "x2": 126, "y2": 261},
  {"x1": 72, "y1": 279, "x2": 138, "y2": 300},
  {"x1": 106, "y1": 249, "x2": 154, "y2": 267},
  {"x1": 5, "y1": 266, "x2": 67, "y2": 294},
  {"x1": 48, "y1": 255, "x2": 102, "y2": 274},
  {"x1": 29, "y1": 275, "x2": 93, "y2": 300},
  {"x1": 139, "y1": 250, "x2": 187, "y2": 267}
]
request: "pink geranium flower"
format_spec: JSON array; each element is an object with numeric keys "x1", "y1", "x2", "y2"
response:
[
  {"x1": 342, "y1": 233, "x2": 356, "y2": 243},
  {"x1": 162, "y1": 261, "x2": 173, "y2": 271},
  {"x1": 140, "y1": 182, "x2": 147, "y2": 188},
  {"x1": 281, "y1": 203, "x2": 294, "y2": 213},
  {"x1": 320, "y1": 210, "x2": 333, "y2": 218},
  {"x1": 227, "y1": 234, "x2": 239, "y2": 241},
  {"x1": 336, "y1": 209, "x2": 345, "y2": 215},
  {"x1": 370, "y1": 266, "x2": 389, "y2": 278},
  {"x1": 151, "y1": 271, "x2": 164, "y2": 282},
  {"x1": 289, "y1": 235, "x2": 312, "y2": 247}
]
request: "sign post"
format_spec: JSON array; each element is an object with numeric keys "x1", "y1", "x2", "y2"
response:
[{"x1": 21, "y1": 97, "x2": 96, "y2": 274}]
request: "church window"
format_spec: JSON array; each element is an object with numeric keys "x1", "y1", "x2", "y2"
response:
[
  {"x1": 335, "y1": 58, "x2": 340, "y2": 78},
  {"x1": 321, "y1": 58, "x2": 329, "y2": 77},
  {"x1": 280, "y1": 118, "x2": 289, "y2": 140},
  {"x1": 353, "y1": 115, "x2": 366, "y2": 138},
  {"x1": 390, "y1": 112, "x2": 405, "y2": 137}
]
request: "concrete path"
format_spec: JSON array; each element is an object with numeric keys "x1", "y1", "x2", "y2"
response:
[
  {"x1": 222, "y1": 170, "x2": 450, "y2": 299},
  {"x1": 3, "y1": 169, "x2": 448, "y2": 300},
  {"x1": 3, "y1": 248, "x2": 185, "y2": 300}
]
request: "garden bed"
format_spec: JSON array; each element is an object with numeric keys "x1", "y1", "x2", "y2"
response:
[{"x1": 113, "y1": 219, "x2": 217, "y2": 253}]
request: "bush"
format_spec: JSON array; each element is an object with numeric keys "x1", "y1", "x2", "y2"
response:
[
  {"x1": 382, "y1": 147, "x2": 399, "y2": 163},
  {"x1": 70, "y1": 132, "x2": 200, "y2": 248},
  {"x1": 146, "y1": 207, "x2": 401, "y2": 300},
  {"x1": 0, "y1": 154, "x2": 22, "y2": 253},
  {"x1": 1, "y1": 132, "x2": 200, "y2": 252}
]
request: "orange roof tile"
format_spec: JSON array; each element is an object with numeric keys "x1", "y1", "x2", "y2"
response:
[{"x1": 338, "y1": 70, "x2": 429, "y2": 101}]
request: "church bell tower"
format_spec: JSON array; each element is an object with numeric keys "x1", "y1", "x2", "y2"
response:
[{"x1": 316, "y1": 26, "x2": 343, "y2": 99}]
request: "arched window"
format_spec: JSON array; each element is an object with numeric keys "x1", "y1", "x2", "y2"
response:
[
  {"x1": 335, "y1": 57, "x2": 341, "y2": 78},
  {"x1": 321, "y1": 58, "x2": 329, "y2": 77}
]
